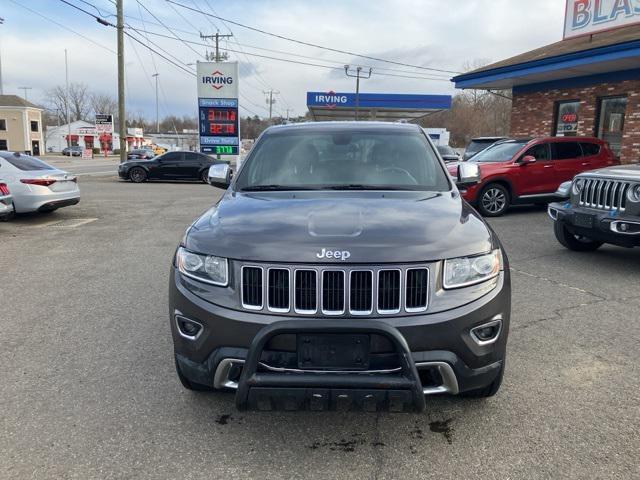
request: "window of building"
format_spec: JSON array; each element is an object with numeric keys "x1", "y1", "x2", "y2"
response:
[
  {"x1": 597, "y1": 96, "x2": 627, "y2": 158},
  {"x1": 0, "y1": 140, "x2": 7, "y2": 150},
  {"x1": 0, "y1": 119, "x2": 6, "y2": 131},
  {"x1": 554, "y1": 101, "x2": 580, "y2": 137},
  {"x1": 30, "y1": 121, "x2": 39, "y2": 132}
]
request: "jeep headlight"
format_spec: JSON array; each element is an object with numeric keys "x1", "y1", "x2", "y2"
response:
[
  {"x1": 628, "y1": 184, "x2": 640, "y2": 203},
  {"x1": 572, "y1": 178, "x2": 585, "y2": 196},
  {"x1": 443, "y1": 250, "x2": 501, "y2": 289},
  {"x1": 176, "y1": 247, "x2": 228, "y2": 286}
]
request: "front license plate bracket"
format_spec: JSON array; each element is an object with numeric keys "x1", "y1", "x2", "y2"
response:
[{"x1": 297, "y1": 334, "x2": 370, "y2": 370}]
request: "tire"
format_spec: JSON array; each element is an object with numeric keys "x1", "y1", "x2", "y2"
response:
[
  {"x1": 553, "y1": 220, "x2": 603, "y2": 252},
  {"x1": 201, "y1": 169, "x2": 209, "y2": 184},
  {"x1": 175, "y1": 357, "x2": 212, "y2": 392},
  {"x1": 461, "y1": 361, "x2": 505, "y2": 398},
  {"x1": 129, "y1": 167, "x2": 147, "y2": 183},
  {"x1": 477, "y1": 183, "x2": 510, "y2": 217}
]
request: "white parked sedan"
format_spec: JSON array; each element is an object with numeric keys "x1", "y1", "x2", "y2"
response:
[
  {"x1": 0, "y1": 181, "x2": 13, "y2": 220},
  {"x1": 0, "y1": 152, "x2": 80, "y2": 213}
]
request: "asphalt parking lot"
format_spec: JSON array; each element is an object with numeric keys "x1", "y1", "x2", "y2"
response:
[{"x1": 1, "y1": 175, "x2": 639, "y2": 480}]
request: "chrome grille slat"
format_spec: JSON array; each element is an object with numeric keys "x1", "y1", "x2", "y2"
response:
[
  {"x1": 322, "y1": 270, "x2": 345, "y2": 315},
  {"x1": 406, "y1": 268, "x2": 429, "y2": 312},
  {"x1": 241, "y1": 266, "x2": 263, "y2": 310},
  {"x1": 294, "y1": 269, "x2": 317, "y2": 314},
  {"x1": 578, "y1": 178, "x2": 629, "y2": 213},
  {"x1": 267, "y1": 268, "x2": 290, "y2": 312},
  {"x1": 349, "y1": 270, "x2": 373, "y2": 315},
  {"x1": 377, "y1": 269, "x2": 401, "y2": 314}
]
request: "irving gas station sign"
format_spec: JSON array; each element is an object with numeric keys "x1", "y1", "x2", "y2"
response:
[
  {"x1": 197, "y1": 62, "x2": 240, "y2": 156},
  {"x1": 564, "y1": 0, "x2": 640, "y2": 39}
]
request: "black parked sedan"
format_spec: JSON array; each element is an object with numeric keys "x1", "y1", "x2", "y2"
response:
[{"x1": 118, "y1": 151, "x2": 217, "y2": 183}]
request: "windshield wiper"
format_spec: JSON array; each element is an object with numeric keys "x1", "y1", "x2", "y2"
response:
[
  {"x1": 240, "y1": 185, "x2": 320, "y2": 191},
  {"x1": 324, "y1": 184, "x2": 412, "y2": 191}
]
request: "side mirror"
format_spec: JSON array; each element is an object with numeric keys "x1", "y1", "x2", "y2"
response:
[
  {"x1": 456, "y1": 162, "x2": 481, "y2": 187},
  {"x1": 208, "y1": 163, "x2": 231, "y2": 188},
  {"x1": 521, "y1": 155, "x2": 537, "y2": 165}
]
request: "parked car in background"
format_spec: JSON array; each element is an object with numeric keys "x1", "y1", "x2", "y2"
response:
[
  {"x1": 62, "y1": 146, "x2": 83, "y2": 157},
  {"x1": 447, "y1": 137, "x2": 618, "y2": 216},
  {"x1": 549, "y1": 164, "x2": 640, "y2": 251},
  {"x1": 463, "y1": 137, "x2": 508, "y2": 161},
  {"x1": 118, "y1": 151, "x2": 216, "y2": 183},
  {"x1": 437, "y1": 145, "x2": 461, "y2": 162},
  {"x1": 0, "y1": 152, "x2": 80, "y2": 213},
  {"x1": 0, "y1": 182, "x2": 13, "y2": 220},
  {"x1": 127, "y1": 149, "x2": 156, "y2": 160}
]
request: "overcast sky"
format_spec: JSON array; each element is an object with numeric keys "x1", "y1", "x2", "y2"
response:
[{"x1": 2, "y1": 0, "x2": 566, "y2": 121}]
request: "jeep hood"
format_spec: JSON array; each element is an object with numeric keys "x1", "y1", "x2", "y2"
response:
[{"x1": 185, "y1": 190, "x2": 496, "y2": 263}]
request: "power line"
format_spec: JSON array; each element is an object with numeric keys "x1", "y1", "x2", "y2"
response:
[
  {"x1": 135, "y1": 0, "x2": 202, "y2": 59},
  {"x1": 123, "y1": 27, "x2": 450, "y2": 82},
  {"x1": 9, "y1": 0, "x2": 116, "y2": 54},
  {"x1": 167, "y1": 0, "x2": 461, "y2": 75}
]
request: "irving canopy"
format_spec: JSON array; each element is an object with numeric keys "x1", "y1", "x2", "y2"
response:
[{"x1": 306, "y1": 92, "x2": 452, "y2": 122}]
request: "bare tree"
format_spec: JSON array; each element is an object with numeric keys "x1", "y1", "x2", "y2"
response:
[
  {"x1": 90, "y1": 93, "x2": 118, "y2": 119},
  {"x1": 45, "y1": 82, "x2": 91, "y2": 123}
]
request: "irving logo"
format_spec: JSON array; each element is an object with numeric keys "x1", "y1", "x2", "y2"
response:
[{"x1": 202, "y1": 71, "x2": 234, "y2": 90}]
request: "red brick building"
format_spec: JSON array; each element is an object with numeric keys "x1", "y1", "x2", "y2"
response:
[{"x1": 453, "y1": 26, "x2": 640, "y2": 164}]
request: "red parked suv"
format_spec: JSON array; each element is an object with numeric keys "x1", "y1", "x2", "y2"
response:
[{"x1": 447, "y1": 137, "x2": 618, "y2": 216}]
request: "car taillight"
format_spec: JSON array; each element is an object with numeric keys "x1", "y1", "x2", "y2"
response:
[
  {"x1": 20, "y1": 178, "x2": 57, "y2": 186},
  {"x1": 0, "y1": 183, "x2": 9, "y2": 195}
]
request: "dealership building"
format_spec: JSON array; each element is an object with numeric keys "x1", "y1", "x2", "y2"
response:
[{"x1": 453, "y1": 15, "x2": 640, "y2": 164}]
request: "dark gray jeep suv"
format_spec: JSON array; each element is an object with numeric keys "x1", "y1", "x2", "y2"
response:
[{"x1": 170, "y1": 122, "x2": 511, "y2": 412}]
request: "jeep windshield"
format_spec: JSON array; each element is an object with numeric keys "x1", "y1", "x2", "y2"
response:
[{"x1": 235, "y1": 128, "x2": 451, "y2": 192}]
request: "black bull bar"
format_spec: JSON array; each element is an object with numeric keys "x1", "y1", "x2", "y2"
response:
[{"x1": 235, "y1": 320, "x2": 428, "y2": 412}]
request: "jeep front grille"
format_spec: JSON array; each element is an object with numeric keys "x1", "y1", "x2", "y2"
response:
[
  {"x1": 240, "y1": 264, "x2": 429, "y2": 316},
  {"x1": 579, "y1": 178, "x2": 630, "y2": 212}
]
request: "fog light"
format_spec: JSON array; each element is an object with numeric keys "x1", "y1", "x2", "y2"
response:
[
  {"x1": 620, "y1": 223, "x2": 629, "y2": 232},
  {"x1": 470, "y1": 317, "x2": 502, "y2": 346},
  {"x1": 176, "y1": 315, "x2": 203, "y2": 340}
]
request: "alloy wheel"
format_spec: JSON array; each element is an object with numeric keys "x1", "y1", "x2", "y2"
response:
[{"x1": 482, "y1": 188, "x2": 507, "y2": 214}]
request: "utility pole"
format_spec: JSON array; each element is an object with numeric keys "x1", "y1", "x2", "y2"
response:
[
  {"x1": 152, "y1": 73, "x2": 159, "y2": 133},
  {"x1": 0, "y1": 17, "x2": 4, "y2": 95},
  {"x1": 344, "y1": 66, "x2": 372, "y2": 121},
  {"x1": 116, "y1": 0, "x2": 126, "y2": 163},
  {"x1": 200, "y1": 32, "x2": 232, "y2": 62},
  {"x1": 65, "y1": 49, "x2": 71, "y2": 148},
  {"x1": 285, "y1": 109, "x2": 292, "y2": 121},
  {"x1": 263, "y1": 90, "x2": 279, "y2": 120},
  {"x1": 18, "y1": 86, "x2": 32, "y2": 102}
]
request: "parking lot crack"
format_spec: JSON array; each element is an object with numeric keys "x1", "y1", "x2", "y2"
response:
[{"x1": 510, "y1": 267, "x2": 608, "y2": 301}]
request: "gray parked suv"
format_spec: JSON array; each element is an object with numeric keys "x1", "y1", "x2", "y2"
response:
[
  {"x1": 170, "y1": 122, "x2": 511, "y2": 412},
  {"x1": 549, "y1": 164, "x2": 640, "y2": 250}
]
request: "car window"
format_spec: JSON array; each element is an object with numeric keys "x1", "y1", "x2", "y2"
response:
[
  {"x1": 580, "y1": 142, "x2": 600, "y2": 156},
  {"x1": 184, "y1": 152, "x2": 199, "y2": 161},
  {"x1": 161, "y1": 152, "x2": 182, "y2": 161},
  {"x1": 552, "y1": 142, "x2": 582, "y2": 160},
  {"x1": 437, "y1": 146, "x2": 456, "y2": 156},
  {"x1": 0, "y1": 153, "x2": 54, "y2": 171},
  {"x1": 466, "y1": 140, "x2": 495, "y2": 155},
  {"x1": 523, "y1": 143, "x2": 550, "y2": 161},
  {"x1": 469, "y1": 142, "x2": 526, "y2": 163},
  {"x1": 236, "y1": 129, "x2": 451, "y2": 191}
]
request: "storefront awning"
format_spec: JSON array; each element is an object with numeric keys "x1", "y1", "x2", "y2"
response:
[{"x1": 452, "y1": 25, "x2": 640, "y2": 93}]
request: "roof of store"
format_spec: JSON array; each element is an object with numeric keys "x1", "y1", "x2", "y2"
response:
[
  {"x1": 0, "y1": 95, "x2": 41, "y2": 109},
  {"x1": 452, "y1": 25, "x2": 640, "y2": 92}
]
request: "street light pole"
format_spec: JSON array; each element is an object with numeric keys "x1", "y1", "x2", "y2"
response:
[
  {"x1": 152, "y1": 73, "x2": 159, "y2": 133},
  {"x1": 18, "y1": 86, "x2": 32, "y2": 101},
  {"x1": 0, "y1": 17, "x2": 5, "y2": 95},
  {"x1": 65, "y1": 49, "x2": 71, "y2": 148},
  {"x1": 344, "y1": 65, "x2": 372, "y2": 121}
]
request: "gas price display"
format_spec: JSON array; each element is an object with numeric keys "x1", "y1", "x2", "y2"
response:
[{"x1": 200, "y1": 107, "x2": 238, "y2": 137}]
